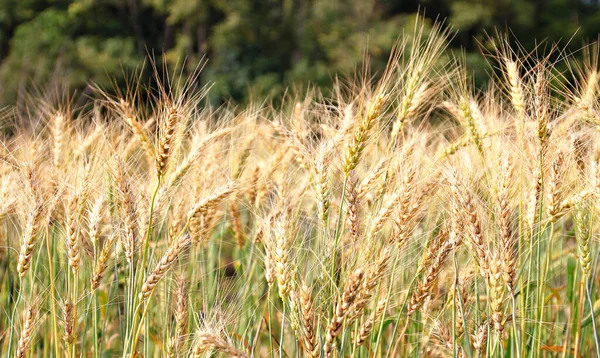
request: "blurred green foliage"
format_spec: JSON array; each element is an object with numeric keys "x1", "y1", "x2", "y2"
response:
[{"x1": 0, "y1": 0, "x2": 599, "y2": 106}]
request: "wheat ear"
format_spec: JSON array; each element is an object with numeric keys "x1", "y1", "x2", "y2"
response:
[
  {"x1": 16, "y1": 304, "x2": 38, "y2": 358},
  {"x1": 323, "y1": 268, "x2": 364, "y2": 356},
  {"x1": 63, "y1": 300, "x2": 76, "y2": 344},
  {"x1": 91, "y1": 235, "x2": 116, "y2": 291},
  {"x1": 298, "y1": 284, "x2": 319, "y2": 357},
  {"x1": 156, "y1": 106, "x2": 180, "y2": 178},
  {"x1": 344, "y1": 94, "x2": 385, "y2": 175},
  {"x1": 191, "y1": 330, "x2": 248, "y2": 357},
  {"x1": 139, "y1": 234, "x2": 190, "y2": 300}
]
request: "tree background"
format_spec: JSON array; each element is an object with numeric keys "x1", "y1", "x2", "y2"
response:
[{"x1": 0, "y1": 0, "x2": 599, "y2": 107}]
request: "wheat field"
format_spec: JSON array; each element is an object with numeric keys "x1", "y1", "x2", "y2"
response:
[{"x1": 1, "y1": 23, "x2": 600, "y2": 357}]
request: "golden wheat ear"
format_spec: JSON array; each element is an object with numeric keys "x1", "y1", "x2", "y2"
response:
[
  {"x1": 323, "y1": 268, "x2": 364, "y2": 357},
  {"x1": 139, "y1": 233, "x2": 190, "y2": 300},
  {"x1": 91, "y1": 234, "x2": 116, "y2": 291},
  {"x1": 16, "y1": 304, "x2": 39, "y2": 358},
  {"x1": 296, "y1": 283, "x2": 319, "y2": 357},
  {"x1": 190, "y1": 329, "x2": 248, "y2": 358},
  {"x1": 155, "y1": 105, "x2": 180, "y2": 179}
]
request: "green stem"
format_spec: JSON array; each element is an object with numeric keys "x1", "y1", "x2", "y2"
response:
[
  {"x1": 45, "y1": 226, "x2": 61, "y2": 358},
  {"x1": 453, "y1": 251, "x2": 472, "y2": 357},
  {"x1": 128, "y1": 300, "x2": 149, "y2": 358},
  {"x1": 128, "y1": 220, "x2": 193, "y2": 356},
  {"x1": 268, "y1": 288, "x2": 274, "y2": 358},
  {"x1": 385, "y1": 275, "x2": 419, "y2": 357},
  {"x1": 532, "y1": 148, "x2": 545, "y2": 356},
  {"x1": 510, "y1": 293, "x2": 521, "y2": 358},
  {"x1": 586, "y1": 278, "x2": 600, "y2": 358},
  {"x1": 7, "y1": 278, "x2": 23, "y2": 357},
  {"x1": 536, "y1": 222, "x2": 554, "y2": 351},
  {"x1": 331, "y1": 176, "x2": 349, "y2": 281},
  {"x1": 127, "y1": 178, "x2": 161, "y2": 356},
  {"x1": 374, "y1": 248, "x2": 400, "y2": 355},
  {"x1": 138, "y1": 178, "x2": 162, "y2": 290},
  {"x1": 71, "y1": 270, "x2": 78, "y2": 358},
  {"x1": 93, "y1": 289, "x2": 99, "y2": 358},
  {"x1": 279, "y1": 302, "x2": 286, "y2": 358}
]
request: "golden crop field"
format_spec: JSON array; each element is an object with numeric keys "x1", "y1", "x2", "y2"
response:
[{"x1": 1, "y1": 22, "x2": 600, "y2": 357}]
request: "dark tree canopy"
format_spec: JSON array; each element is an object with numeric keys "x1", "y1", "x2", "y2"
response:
[{"x1": 0, "y1": 0, "x2": 598, "y2": 106}]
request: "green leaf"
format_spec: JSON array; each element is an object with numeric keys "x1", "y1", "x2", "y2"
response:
[{"x1": 567, "y1": 256, "x2": 577, "y2": 304}]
